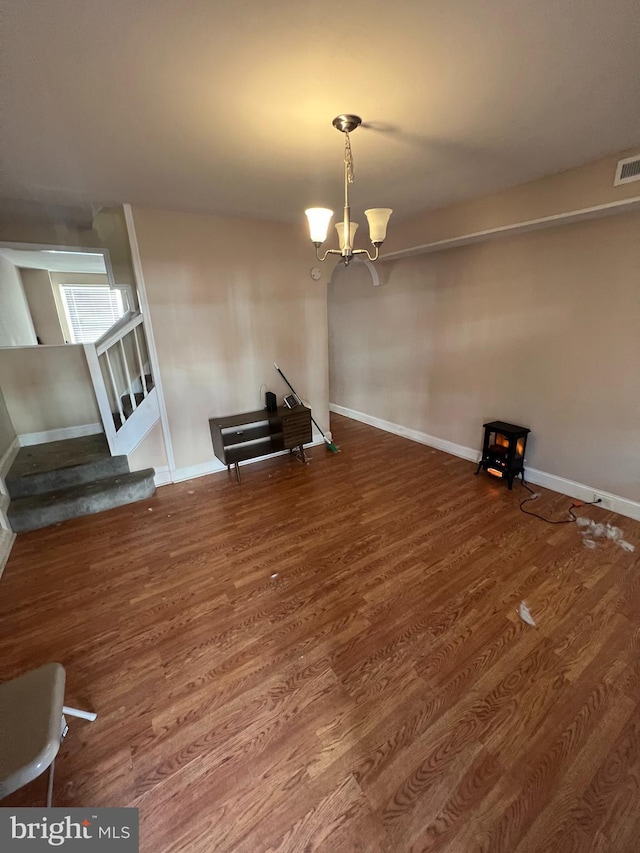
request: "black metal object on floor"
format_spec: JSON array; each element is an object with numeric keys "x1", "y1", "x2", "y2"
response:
[{"x1": 475, "y1": 420, "x2": 531, "y2": 489}]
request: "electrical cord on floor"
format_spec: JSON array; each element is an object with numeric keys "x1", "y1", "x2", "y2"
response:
[{"x1": 518, "y1": 478, "x2": 601, "y2": 525}]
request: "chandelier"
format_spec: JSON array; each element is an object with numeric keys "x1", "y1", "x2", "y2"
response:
[{"x1": 305, "y1": 115, "x2": 392, "y2": 266}]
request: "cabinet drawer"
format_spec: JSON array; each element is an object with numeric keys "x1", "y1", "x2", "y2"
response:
[
  {"x1": 281, "y1": 409, "x2": 312, "y2": 448},
  {"x1": 221, "y1": 423, "x2": 271, "y2": 447},
  {"x1": 283, "y1": 423, "x2": 312, "y2": 442}
]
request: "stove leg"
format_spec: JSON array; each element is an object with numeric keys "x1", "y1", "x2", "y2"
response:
[
  {"x1": 475, "y1": 460, "x2": 482, "y2": 475},
  {"x1": 507, "y1": 474, "x2": 514, "y2": 490}
]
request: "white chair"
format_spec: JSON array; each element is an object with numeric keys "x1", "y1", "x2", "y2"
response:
[{"x1": 0, "y1": 663, "x2": 97, "y2": 806}]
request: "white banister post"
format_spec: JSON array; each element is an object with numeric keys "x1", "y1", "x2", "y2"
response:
[
  {"x1": 105, "y1": 350, "x2": 126, "y2": 427},
  {"x1": 83, "y1": 344, "x2": 118, "y2": 454},
  {"x1": 133, "y1": 325, "x2": 149, "y2": 396},
  {"x1": 119, "y1": 338, "x2": 136, "y2": 414}
]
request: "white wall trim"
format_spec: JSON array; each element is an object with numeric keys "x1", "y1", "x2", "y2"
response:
[
  {"x1": 160, "y1": 438, "x2": 326, "y2": 485},
  {"x1": 330, "y1": 404, "x2": 640, "y2": 522},
  {"x1": 171, "y1": 458, "x2": 227, "y2": 483},
  {"x1": 153, "y1": 466, "x2": 172, "y2": 486},
  {"x1": 523, "y1": 467, "x2": 640, "y2": 522},
  {"x1": 0, "y1": 436, "x2": 20, "y2": 482},
  {"x1": 112, "y1": 387, "x2": 160, "y2": 456},
  {"x1": 0, "y1": 492, "x2": 11, "y2": 533},
  {"x1": 123, "y1": 204, "x2": 176, "y2": 474},
  {"x1": 0, "y1": 436, "x2": 20, "y2": 536},
  {"x1": 83, "y1": 342, "x2": 118, "y2": 452},
  {"x1": 330, "y1": 404, "x2": 479, "y2": 462},
  {"x1": 18, "y1": 423, "x2": 103, "y2": 447},
  {"x1": 0, "y1": 528, "x2": 16, "y2": 580},
  {"x1": 0, "y1": 241, "x2": 116, "y2": 289},
  {"x1": 381, "y1": 195, "x2": 640, "y2": 261}
]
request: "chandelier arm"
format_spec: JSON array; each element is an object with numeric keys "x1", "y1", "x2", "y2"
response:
[
  {"x1": 352, "y1": 246, "x2": 380, "y2": 262},
  {"x1": 315, "y1": 247, "x2": 342, "y2": 263}
]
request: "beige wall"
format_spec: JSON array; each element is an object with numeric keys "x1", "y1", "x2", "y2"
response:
[
  {"x1": 132, "y1": 206, "x2": 329, "y2": 471},
  {"x1": 329, "y1": 212, "x2": 640, "y2": 502},
  {"x1": 0, "y1": 205, "x2": 136, "y2": 290},
  {"x1": 128, "y1": 420, "x2": 168, "y2": 473},
  {"x1": 0, "y1": 386, "x2": 16, "y2": 459},
  {"x1": 0, "y1": 345, "x2": 100, "y2": 436},
  {"x1": 92, "y1": 207, "x2": 137, "y2": 292},
  {"x1": 0, "y1": 255, "x2": 37, "y2": 347},
  {"x1": 383, "y1": 149, "x2": 640, "y2": 255},
  {"x1": 20, "y1": 268, "x2": 65, "y2": 345}
]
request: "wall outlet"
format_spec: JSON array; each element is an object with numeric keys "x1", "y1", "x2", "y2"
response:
[{"x1": 592, "y1": 492, "x2": 612, "y2": 510}]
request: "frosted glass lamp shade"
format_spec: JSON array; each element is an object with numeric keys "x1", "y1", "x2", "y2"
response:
[
  {"x1": 335, "y1": 221, "x2": 359, "y2": 252},
  {"x1": 305, "y1": 208, "x2": 333, "y2": 244},
  {"x1": 365, "y1": 208, "x2": 393, "y2": 244}
]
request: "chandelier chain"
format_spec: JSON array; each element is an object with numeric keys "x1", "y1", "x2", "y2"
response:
[{"x1": 344, "y1": 131, "x2": 355, "y2": 184}]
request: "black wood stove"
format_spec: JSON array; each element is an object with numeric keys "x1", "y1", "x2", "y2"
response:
[{"x1": 475, "y1": 421, "x2": 531, "y2": 489}]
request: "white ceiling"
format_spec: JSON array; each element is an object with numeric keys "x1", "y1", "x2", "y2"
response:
[
  {"x1": 1, "y1": 0, "x2": 639, "y2": 225},
  {"x1": 0, "y1": 248, "x2": 107, "y2": 274}
]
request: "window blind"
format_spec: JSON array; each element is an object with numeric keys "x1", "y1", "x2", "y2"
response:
[{"x1": 60, "y1": 285, "x2": 125, "y2": 343}]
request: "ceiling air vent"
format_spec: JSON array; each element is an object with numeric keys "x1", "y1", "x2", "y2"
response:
[{"x1": 614, "y1": 154, "x2": 640, "y2": 186}]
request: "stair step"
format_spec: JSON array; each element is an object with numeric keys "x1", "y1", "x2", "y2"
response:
[
  {"x1": 8, "y1": 434, "x2": 110, "y2": 477},
  {"x1": 6, "y1": 455, "x2": 130, "y2": 499},
  {"x1": 8, "y1": 470, "x2": 156, "y2": 533}
]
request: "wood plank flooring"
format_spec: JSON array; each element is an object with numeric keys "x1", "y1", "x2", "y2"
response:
[{"x1": 1, "y1": 413, "x2": 639, "y2": 852}]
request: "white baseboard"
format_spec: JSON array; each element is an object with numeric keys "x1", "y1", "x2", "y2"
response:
[
  {"x1": 330, "y1": 403, "x2": 640, "y2": 523},
  {"x1": 330, "y1": 404, "x2": 479, "y2": 462},
  {"x1": 0, "y1": 436, "x2": 20, "y2": 484},
  {"x1": 524, "y1": 467, "x2": 640, "y2": 522},
  {"x1": 0, "y1": 438, "x2": 20, "y2": 538},
  {"x1": 19, "y1": 423, "x2": 103, "y2": 447},
  {"x1": 0, "y1": 528, "x2": 16, "y2": 580},
  {"x1": 170, "y1": 458, "x2": 227, "y2": 484},
  {"x1": 153, "y1": 466, "x2": 173, "y2": 487},
  {"x1": 162, "y1": 439, "x2": 326, "y2": 486},
  {"x1": 0, "y1": 493, "x2": 10, "y2": 532}
]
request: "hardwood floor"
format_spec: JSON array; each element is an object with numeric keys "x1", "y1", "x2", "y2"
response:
[{"x1": 1, "y1": 413, "x2": 639, "y2": 851}]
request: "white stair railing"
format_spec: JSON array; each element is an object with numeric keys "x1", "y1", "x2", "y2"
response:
[{"x1": 84, "y1": 312, "x2": 160, "y2": 456}]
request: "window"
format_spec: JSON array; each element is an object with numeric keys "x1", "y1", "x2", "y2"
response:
[{"x1": 58, "y1": 285, "x2": 126, "y2": 343}]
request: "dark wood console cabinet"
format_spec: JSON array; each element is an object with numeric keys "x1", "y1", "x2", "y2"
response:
[{"x1": 209, "y1": 405, "x2": 312, "y2": 481}]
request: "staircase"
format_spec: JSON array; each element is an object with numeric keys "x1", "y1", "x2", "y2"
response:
[
  {"x1": 6, "y1": 434, "x2": 156, "y2": 533},
  {"x1": 115, "y1": 374, "x2": 154, "y2": 425},
  {"x1": 84, "y1": 311, "x2": 161, "y2": 458}
]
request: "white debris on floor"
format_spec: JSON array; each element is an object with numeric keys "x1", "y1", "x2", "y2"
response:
[
  {"x1": 576, "y1": 518, "x2": 635, "y2": 552},
  {"x1": 518, "y1": 601, "x2": 536, "y2": 627}
]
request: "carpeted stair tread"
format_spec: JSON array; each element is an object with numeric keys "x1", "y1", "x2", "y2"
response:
[
  {"x1": 8, "y1": 434, "x2": 111, "y2": 479},
  {"x1": 6, "y1": 454, "x2": 130, "y2": 499},
  {"x1": 8, "y1": 469, "x2": 156, "y2": 533}
]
